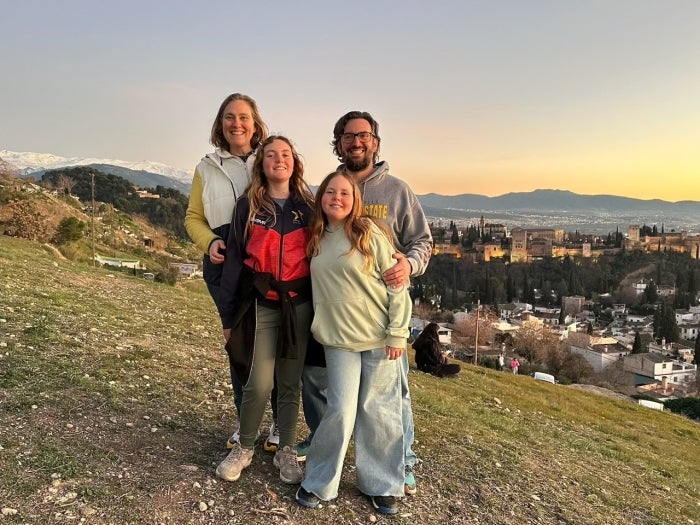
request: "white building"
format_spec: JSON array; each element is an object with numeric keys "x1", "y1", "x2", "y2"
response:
[{"x1": 624, "y1": 353, "x2": 697, "y2": 389}]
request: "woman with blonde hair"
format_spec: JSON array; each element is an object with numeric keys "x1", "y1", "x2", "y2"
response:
[{"x1": 216, "y1": 136, "x2": 314, "y2": 485}]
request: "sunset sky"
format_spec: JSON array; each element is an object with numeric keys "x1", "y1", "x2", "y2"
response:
[{"x1": 1, "y1": 0, "x2": 699, "y2": 201}]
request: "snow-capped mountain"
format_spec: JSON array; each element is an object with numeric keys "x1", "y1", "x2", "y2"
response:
[{"x1": 0, "y1": 149, "x2": 193, "y2": 185}]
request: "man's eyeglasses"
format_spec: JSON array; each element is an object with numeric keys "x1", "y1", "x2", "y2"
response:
[{"x1": 340, "y1": 132, "x2": 376, "y2": 144}]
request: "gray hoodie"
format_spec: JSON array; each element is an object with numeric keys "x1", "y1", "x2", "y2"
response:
[{"x1": 347, "y1": 161, "x2": 433, "y2": 277}]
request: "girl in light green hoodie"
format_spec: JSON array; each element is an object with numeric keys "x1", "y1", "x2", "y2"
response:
[{"x1": 296, "y1": 171, "x2": 410, "y2": 516}]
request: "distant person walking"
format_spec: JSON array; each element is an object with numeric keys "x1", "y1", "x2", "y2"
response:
[
  {"x1": 510, "y1": 357, "x2": 520, "y2": 375},
  {"x1": 412, "y1": 323, "x2": 460, "y2": 378},
  {"x1": 184, "y1": 93, "x2": 278, "y2": 452},
  {"x1": 498, "y1": 353, "x2": 505, "y2": 371}
]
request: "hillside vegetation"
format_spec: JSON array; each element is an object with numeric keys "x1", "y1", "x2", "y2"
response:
[
  {"x1": 0, "y1": 176, "x2": 198, "y2": 279},
  {"x1": 0, "y1": 235, "x2": 698, "y2": 525}
]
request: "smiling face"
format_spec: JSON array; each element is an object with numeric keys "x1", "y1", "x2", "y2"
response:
[
  {"x1": 338, "y1": 118, "x2": 379, "y2": 173},
  {"x1": 261, "y1": 138, "x2": 294, "y2": 185},
  {"x1": 222, "y1": 99, "x2": 255, "y2": 155},
  {"x1": 321, "y1": 174, "x2": 355, "y2": 228}
]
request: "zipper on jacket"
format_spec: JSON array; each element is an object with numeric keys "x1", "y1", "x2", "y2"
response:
[{"x1": 277, "y1": 200, "x2": 286, "y2": 281}]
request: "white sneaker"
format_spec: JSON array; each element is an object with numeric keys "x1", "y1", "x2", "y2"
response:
[
  {"x1": 274, "y1": 445, "x2": 302, "y2": 484},
  {"x1": 263, "y1": 420, "x2": 279, "y2": 452},
  {"x1": 226, "y1": 418, "x2": 240, "y2": 449},
  {"x1": 215, "y1": 446, "x2": 254, "y2": 482}
]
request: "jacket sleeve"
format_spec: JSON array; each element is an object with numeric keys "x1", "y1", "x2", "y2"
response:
[
  {"x1": 399, "y1": 189, "x2": 433, "y2": 278},
  {"x1": 218, "y1": 199, "x2": 248, "y2": 329},
  {"x1": 372, "y1": 224, "x2": 411, "y2": 348},
  {"x1": 185, "y1": 169, "x2": 219, "y2": 254}
]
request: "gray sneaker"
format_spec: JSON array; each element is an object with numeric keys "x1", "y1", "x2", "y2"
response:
[
  {"x1": 215, "y1": 446, "x2": 254, "y2": 482},
  {"x1": 273, "y1": 445, "x2": 302, "y2": 484}
]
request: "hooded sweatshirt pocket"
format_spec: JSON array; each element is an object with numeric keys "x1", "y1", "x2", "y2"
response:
[{"x1": 311, "y1": 297, "x2": 387, "y2": 348}]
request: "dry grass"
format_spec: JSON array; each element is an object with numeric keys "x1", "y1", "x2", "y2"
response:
[{"x1": 1, "y1": 235, "x2": 699, "y2": 525}]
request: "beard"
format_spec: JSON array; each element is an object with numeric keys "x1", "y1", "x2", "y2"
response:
[{"x1": 344, "y1": 154, "x2": 372, "y2": 172}]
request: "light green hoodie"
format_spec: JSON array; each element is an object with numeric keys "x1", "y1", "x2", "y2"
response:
[{"x1": 310, "y1": 221, "x2": 411, "y2": 351}]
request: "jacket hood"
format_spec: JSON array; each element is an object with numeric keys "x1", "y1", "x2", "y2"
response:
[{"x1": 337, "y1": 161, "x2": 391, "y2": 188}]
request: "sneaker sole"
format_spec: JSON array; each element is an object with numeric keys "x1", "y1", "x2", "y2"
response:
[{"x1": 263, "y1": 440, "x2": 279, "y2": 452}]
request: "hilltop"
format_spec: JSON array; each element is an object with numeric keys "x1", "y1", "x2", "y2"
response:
[{"x1": 0, "y1": 235, "x2": 698, "y2": 524}]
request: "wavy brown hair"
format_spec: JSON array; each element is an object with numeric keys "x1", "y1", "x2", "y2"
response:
[
  {"x1": 307, "y1": 171, "x2": 391, "y2": 273},
  {"x1": 244, "y1": 136, "x2": 314, "y2": 239},
  {"x1": 210, "y1": 93, "x2": 269, "y2": 152}
]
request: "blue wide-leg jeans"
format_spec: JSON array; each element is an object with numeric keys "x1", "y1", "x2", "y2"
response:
[{"x1": 301, "y1": 347, "x2": 404, "y2": 500}]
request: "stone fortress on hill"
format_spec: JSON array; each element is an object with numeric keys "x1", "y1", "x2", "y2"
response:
[{"x1": 433, "y1": 217, "x2": 700, "y2": 262}]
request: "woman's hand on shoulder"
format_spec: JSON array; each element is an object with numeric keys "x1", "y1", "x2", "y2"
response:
[{"x1": 385, "y1": 345, "x2": 404, "y2": 360}]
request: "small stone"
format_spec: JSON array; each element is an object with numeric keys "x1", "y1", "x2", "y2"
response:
[
  {"x1": 198, "y1": 501, "x2": 208, "y2": 511},
  {"x1": 493, "y1": 397, "x2": 502, "y2": 405},
  {"x1": 66, "y1": 423, "x2": 74, "y2": 429},
  {"x1": 1, "y1": 508, "x2": 18, "y2": 516},
  {"x1": 531, "y1": 494, "x2": 541, "y2": 501},
  {"x1": 31, "y1": 404, "x2": 38, "y2": 410},
  {"x1": 81, "y1": 506, "x2": 97, "y2": 516}
]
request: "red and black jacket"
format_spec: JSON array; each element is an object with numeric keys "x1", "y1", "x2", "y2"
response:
[{"x1": 218, "y1": 193, "x2": 312, "y2": 330}]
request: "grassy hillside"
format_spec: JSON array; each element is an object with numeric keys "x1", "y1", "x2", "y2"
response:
[
  {"x1": 0, "y1": 235, "x2": 698, "y2": 525},
  {"x1": 0, "y1": 177, "x2": 199, "y2": 276}
]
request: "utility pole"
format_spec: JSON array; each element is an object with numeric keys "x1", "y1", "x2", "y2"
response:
[
  {"x1": 474, "y1": 299, "x2": 480, "y2": 365},
  {"x1": 91, "y1": 173, "x2": 95, "y2": 267}
]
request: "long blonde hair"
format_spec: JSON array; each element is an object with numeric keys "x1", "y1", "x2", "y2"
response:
[
  {"x1": 307, "y1": 171, "x2": 392, "y2": 273},
  {"x1": 244, "y1": 136, "x2": 314, "y2": 239}
]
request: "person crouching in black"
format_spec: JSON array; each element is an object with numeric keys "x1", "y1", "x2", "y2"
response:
[{"x1": 412, "y1": 323, "x2": 460, "y2": 378}]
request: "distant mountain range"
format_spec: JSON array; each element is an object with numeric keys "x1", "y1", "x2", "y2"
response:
[
  {"x1": 1, "y1": 149, "x2": 192, "y2": 195},
  {"x1": 418, "y1": 190, "x2": 700, "y2": 235},
  {"x1": 3, "y1": 149, "x2": 698, "y2": 234}
]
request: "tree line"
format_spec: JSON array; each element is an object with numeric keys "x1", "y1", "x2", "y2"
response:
[
  {"x1": 414, "y1": 249, "x2": 699, "y2": 319},
  {"x1": 41, "y1": 167, "x2": 189, "y2": 239}
]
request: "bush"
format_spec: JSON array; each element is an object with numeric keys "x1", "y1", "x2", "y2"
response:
[
  {"x1": 156, "y1": 266, "x2": 181, "y2": 286},
  {"x1": 663, "y1": 397, "x2": 700, "y2": 421},
  {"x1": 53, "y1": 216, "x2": 85, "y2": 244}
]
